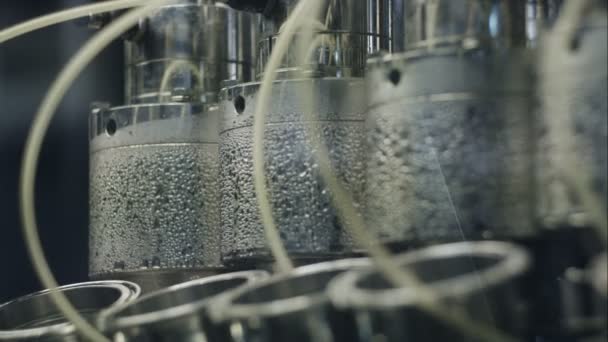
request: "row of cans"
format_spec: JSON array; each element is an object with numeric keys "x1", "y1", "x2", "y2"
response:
[{"x1": 3, "y1": 241, "x2": 606, "y2": 341}]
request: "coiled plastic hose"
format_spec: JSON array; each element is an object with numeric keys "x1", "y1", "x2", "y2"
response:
[
  {"x1": 0, "y1": 0, "x2": 149, "y2": 44},
  {"x1": 19, "y1": 1, "x2": 174, "y2": 341},
  {"x1": 541, "y1": 0, "x2": 607, "y2": 242},
  {"x1": 252, "y1": 1, "x2": 517, "y2": 341}
]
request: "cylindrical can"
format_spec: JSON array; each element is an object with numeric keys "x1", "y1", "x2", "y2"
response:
[
  {"x1": 0, "y1": 281, "x2": 140, "y2": 342},
  {"x1": 209, "y1": 258, "x2": 370, "y2": 342},
  {"x1": 101, "y1": 271, "x2": 268, "y2": 341},
  {"x1": 124, "y1": 1, "x2": 260, "y2": 104},
  {"x1": 364, "y1": 47, "x2": 536, "y2": 245},
  {"x1": 328, "y1": 241, "x2": 530, "y2": 342},
  {"x1": 219, "y1": 78, "x2": 367, "y2": 267},
  {"x1": 89, "y1": 103, "x2": 222, "y2": 292}
]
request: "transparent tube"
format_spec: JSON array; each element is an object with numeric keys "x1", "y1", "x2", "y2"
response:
[
  {"x1": 541, "y1": 0, "x2": 607, "y2": 242},
  {"x1": 19, "y1": 1, "x2": 173, "y2": 341},
  {"x1": 0, "y1": 0, "x2": 149, "y2": 44}
]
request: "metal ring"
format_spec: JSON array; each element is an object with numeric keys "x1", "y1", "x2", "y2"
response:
[
  {"x1": 102, "y1": 271, "x2": 268, "y2": 337},
  {"x1": 210, "y1": 258, "x2": 370, "y2": 321},
  {"x1": 329, "y1": 241, "x2": 530, "y2": 309},
  {"x1": 0, "y1": 281, "x2": 140, "y2": 340}
]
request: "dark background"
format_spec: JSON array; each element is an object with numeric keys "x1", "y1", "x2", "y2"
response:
[{"x1": 0, "y1": 0, "x2": 123, "y2": 302}]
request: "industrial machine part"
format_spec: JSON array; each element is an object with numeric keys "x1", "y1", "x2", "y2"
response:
[
  {"x1": 88, "y1": 1, "x2": 261, "y2": 292},
  {"x1": 364, "y1": 0, "x2": 537, "y2": 245},
  {"x1": 101, "y1": 271, "x2": 268, "y2": 341},
  {"x1": 536, "y1": 2, "x2": 607, "y2": 231},
  {"x1": 0, "y1": 281, "x2": 140, "y2": 341},
  {"x1": 219, "y1": 78, "x2": 367, "y2": 267},
  {"x1": 219, "y1": 0, "x2": 390, "y2": 268},
  {"x1": 209, "y1": 258, "x2": 370, "y2": 342},
  {"x1": 256, "y1": 0, "x2": 391, "y2": 78},
  {"x1": 328, "y1": 241, "x2": 531, "y2": 342}
]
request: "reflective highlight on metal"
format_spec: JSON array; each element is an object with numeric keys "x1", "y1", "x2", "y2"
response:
[
  {"x1": 0, "y1": 281, "x2": 140, "y2": 341},
  {"x1": 399, "y1": 0, "x2": 530, "y2": 51},
  {"x1": 219, "y1": 79, "x2": 366, "y2": 267},
  {"x1": 364, "y1": 47, "x2": 535, "y2": 244},
  {"x1": 89, "y1": 103, "x2": 223, "y2": 292},
  {"x1": 124, "y1": 1, "x2": 261, "y2": 104},
  {"x1": 257, "y1": 0, "x2": 391, "y2": 78},
  {"x1": 536, "y1": 6, "x2": 608, "y2": 230},
  {"x1": 329, "y1": 241, "x2": 530, "y2": 341},
  {"x1": 210, "y1": 258, "x2": 370, "y2": 342},
  {"x1": 101, "y1": 271, "x2": 268, "y2": 342}
]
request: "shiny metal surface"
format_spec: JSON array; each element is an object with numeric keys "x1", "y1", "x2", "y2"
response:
[
  {"x1": 399, "y1": 0, "x2": 530, "y2": 51},
  {"x1": 257, "y1": 0, "x2": 391, "y2": 79},
  {"x1": 125, "y1": 1, "x2": 260, "y2": 104},
  {"x1": 329, "y1": 241, "x2": 530, "y2": 341},
  {"x1": 364, "y1": 47, "x2": 536, "y2": 245},
  {"x1": 89, "y1": 103, "x2": 223, "y2": 291},
  {"x1": 536, "y1": 8, "x2": 608, "y2": 230},
  {"x1": 525, "y1": 0, "x2": 563, "y2": 47},
  {"x1": 219, "y1": 78, "x2": 366, "y2": 267},
  {"x1": 102, "y1": 271, "x2": 268, "y2": 341},
  {"x1": 0, "y1": 281, "x2": 140, "y2": 342},
  {"x1": 210, "y1": 258, "x2": 370, "y2": 342}
]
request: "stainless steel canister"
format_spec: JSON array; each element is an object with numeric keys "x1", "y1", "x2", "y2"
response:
[
  {"x1": 257, "y1": 0, "x2": 391, "y2": 79},
  {"x1": 89, "y1": 103, "x2": 223, "y2": 292},
  {"x1": 101, "y1": 271, "x2": 267, "y2": 341},
  {"x1": 209, "y1": 258, "x2": 370, "y2": 342},
  {"x1": 219, "y1": 78, "x2": 367, "y2": 267},
  {"x1": 0, "y1": 281, "x2": 140, "y2": 342},
  {"x1": 218, "y1": 0, "x2": 390, "y2": 268},
  {"x1": 364, "y1": 46, "x2": 535, "y2": 245},
  {"x1": 329, "y1": 241, "x2": 531, "y2": 341},
  {"x1": 90, "y1": 1, "x2": 261, "y2": 292},
  {"x1": 536, "y1": 4, "x2": 607, "y2": 231},
  {"x1": 124, "y1": 1, "x2": 260, "y2": 104}
]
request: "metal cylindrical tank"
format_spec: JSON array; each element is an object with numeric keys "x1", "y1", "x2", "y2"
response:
[
  {"x1": 256, "y1": 0, "x2": 391, "y2": 79},
  {"x1": 219, "y1": 79, "x2": 367, "y2": 267},
  {"x1": 89, "y1": 103, "x2": 222, "y2": 291},
  {"x1": 219, "y1": 0, "x2": 390, "y2": 268},
  {"x1": 89, "y1": 2, "x2": 261, "y2": 292},
  {"x1": 364, "y1": 0, "x2": 537, "y2": 245}
]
